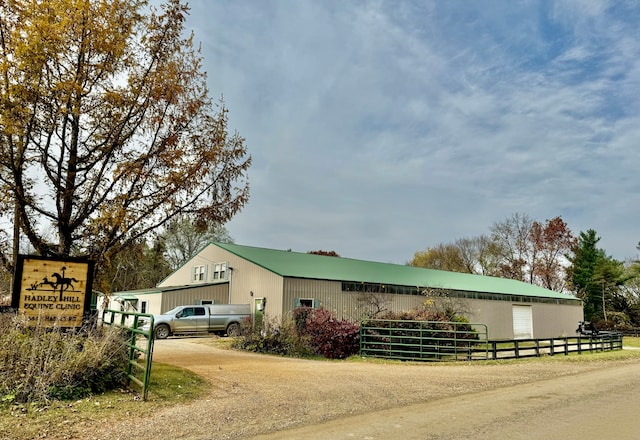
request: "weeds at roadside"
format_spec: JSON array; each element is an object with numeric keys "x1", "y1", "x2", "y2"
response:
[
  {"x1": 0, "y1": 314, "x2": 131, "y2": 404},
  {"x1": 0, "y1": 362, "x2": 208, "y2": 440}
]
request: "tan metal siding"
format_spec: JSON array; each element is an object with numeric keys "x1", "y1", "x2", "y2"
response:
[
  {"x1": 465, "y1": 299, "x2": 513, "y2": 339},
  {"x1": 160, "y1": 284, "x2": 229, "y2": 313},
  {"x1": 282, "y1": 279, "x2": 583, "y2": 340},
  {"x1": 157, "y1": 244, "x2": 284, "y2": 317},
  {"x1": 283, "y1": 278, "x2": 341, "y2": 316},
  {"x1": 226, "y1": 257, "x2": 283, "y2": 318},
  {"x1": 465, "y1": 299, "x2": 583, "y2": 340},
  {"x1": 531, "y1": 302, "x2": 584, "y2": 338},
  {"x1": 158, "y1": 243, "x2": 236, "y2": 287},
  {"x1": 283, "y1": 279, "x2": 424, "y2": 320}
]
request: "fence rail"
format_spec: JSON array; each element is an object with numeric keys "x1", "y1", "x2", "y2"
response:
[
  {"x1": 360, "y1": 319, "x2": 488, "y2": 361},
  {"x1": 487, "y1": 334, "x2": 623, "y2": 360},
  {"x1": 101, "y1": 309, "x2": 154, "y2": 400},
  {"x1": 359, "y1": 319, "x2": 623, "y2": 362}
]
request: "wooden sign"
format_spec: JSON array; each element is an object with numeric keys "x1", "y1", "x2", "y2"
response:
[{"x1": 12, "y1": 255, "x2": 95, "y2": 327}]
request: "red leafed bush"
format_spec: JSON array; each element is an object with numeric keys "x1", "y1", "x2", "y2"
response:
[{"x1": 293, "y1": 307, "x2": 360, "y2": 359}]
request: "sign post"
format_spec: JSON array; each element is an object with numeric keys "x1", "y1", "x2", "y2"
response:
[{"x1": 11, "y1": 255, "x2": 95, "y2": 328}]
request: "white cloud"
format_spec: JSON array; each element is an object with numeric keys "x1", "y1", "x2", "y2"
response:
[{"x1": 183, "y1": 0, "x2": 640, "y2": 263}]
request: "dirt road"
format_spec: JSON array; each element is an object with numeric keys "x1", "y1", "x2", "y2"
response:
[
  {"x1": 248, "y1": 361, "x2": 640, "y2": 440},
  {"x1": 103, "y1": 338, "x2": 640, "y2": 440}
]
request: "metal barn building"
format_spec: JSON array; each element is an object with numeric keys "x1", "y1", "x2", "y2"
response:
[{"x1": 109, "y1": 242, "x2": 583, "y2": 340}]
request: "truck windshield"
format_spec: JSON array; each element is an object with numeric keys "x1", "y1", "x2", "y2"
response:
[{"x1": 162, "y1": 307, "x2": 182, "y2": 315}]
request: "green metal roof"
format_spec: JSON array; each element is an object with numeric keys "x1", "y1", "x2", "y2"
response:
[
  {"x1": 114, "y1": 294, "x2": 139, "y2": 300},
  {"x1": 114, "y1": 284, "x2": 225, "y2": 296},
  {"x1": 215, "y1": 242, "x2": 578, "y2": 301}
]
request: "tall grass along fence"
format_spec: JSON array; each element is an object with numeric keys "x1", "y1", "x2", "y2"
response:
[
  {"x1": 101, "y1": 309, "x2": 154, "y2": 400},
  {"x1": 359, "y1": 319, "x2": 623, "y2": 362}
]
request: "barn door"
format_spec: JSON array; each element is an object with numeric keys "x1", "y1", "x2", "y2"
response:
[{"x1": 512, "y1": 305, "x2": 533, "y2": 339}]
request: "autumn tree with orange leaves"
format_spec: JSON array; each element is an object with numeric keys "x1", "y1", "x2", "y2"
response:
[
  {"x1": 0, "y1": 0, "x2": 250, "y2": 285},
  {"x1": 410, "y1": 214, "x2": 576, "y2": 292},
  {"x1": 530, "y1": 216, "x2": 576, "y2": 291}
]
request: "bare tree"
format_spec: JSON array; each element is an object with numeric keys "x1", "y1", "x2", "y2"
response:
[
  {"x1": 355, "y1": 292, "x2": 393, "y2": 319},
  {"x1": 490, "y1": 213, "x2": 534, "y2": 282},
  {"x1": 422, "y1": 288, "x2": 473, "y2": 321},
  {"x1": 161, "y1": 216, "x2": 233, "y2": 270}
]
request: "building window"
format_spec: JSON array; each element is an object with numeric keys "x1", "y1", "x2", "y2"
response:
[
  {"x1": 193, "y1": 265, "x2": 207, "y2": 282},
  {"x1": 141, "y1": 301, "x2": 147, "y2": 314},
  {"x1": 299, "y1": 299, "x2": 314, "y2": 308},
  {"x1": 213, "y1": 262, "x2": 227, "y2": 280},
  {"x1": 295, "y1": 298, "x2": 317, "y2": 308},
  {"x1": 340, "y1": 282, "x2": 579, "y2": 305}
]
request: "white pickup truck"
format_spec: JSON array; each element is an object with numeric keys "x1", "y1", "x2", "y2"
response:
[{"x1": 143, "y1": 304, "x2": 251, "y2": 339}]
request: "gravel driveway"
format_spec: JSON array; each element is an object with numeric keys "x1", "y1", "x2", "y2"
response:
[{"x1": 86, "y1": 337, "x2": 640, "y2": 440}]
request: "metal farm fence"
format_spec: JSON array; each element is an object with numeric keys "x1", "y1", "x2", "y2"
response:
[
  {"x1": 359, "y1": 319, "x2": 624, "y2": 362},
  {"x1": 360, "y1": 319, "x2": 488, "y2": 361},
  {"x1": 101, "y1": 309, "x2": 155, "y2": 400}
]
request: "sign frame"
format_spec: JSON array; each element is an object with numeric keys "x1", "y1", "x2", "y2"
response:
[{"x1": 11, "y1": 255, "x2": 95, "y2": 328}]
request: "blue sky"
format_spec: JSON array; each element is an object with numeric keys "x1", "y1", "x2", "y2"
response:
[{"x1": 183, "y1": 0, "x2": 639, "y2": 264}]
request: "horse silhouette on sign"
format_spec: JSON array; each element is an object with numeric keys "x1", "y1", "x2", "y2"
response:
[
  {"x1": 51, "y1": 273, "x2": 79, "y2": 292},
  {"x1": 39, "y1": 277, "x2": 57, "y2": 290}
]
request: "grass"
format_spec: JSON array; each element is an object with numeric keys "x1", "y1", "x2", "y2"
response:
[
  {"x1": 623, "y1": 336, "x2": 640, "y2": 348},
  {"x1": 0, "y1": 362, "x2": 209, "y2": 440}
]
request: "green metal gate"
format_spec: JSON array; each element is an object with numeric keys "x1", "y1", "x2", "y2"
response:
[
  {"x1": 360, "y1": 319, "x2": 489, "y2": 361},
  {"x1": 101, "y1": 309, "x2": 154, "y2": 400}
]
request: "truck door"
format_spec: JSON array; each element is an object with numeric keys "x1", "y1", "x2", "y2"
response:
[
  {"x1": 193, "y1": 306, "x2": 209, "y2": 332},
  {"x1": 173, "y1": 307, "x2": 199, "y2": 333},
  {"x1": 207, "y1": 307, "x2": 227, "y2": 332}
]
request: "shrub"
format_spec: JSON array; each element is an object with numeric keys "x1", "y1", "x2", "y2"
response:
[
  {"x1": 231, "y1": 315, "x2": 313, "y2": 357},
  {"x1": 294, "y1": 308, "x2": 360, "y2": 359},
  {"x1": 0, "y1": 314, "x2": 130, "y2": 404},
  {"x1": 233, "y1": 308, "x2": 360, "y2": 359}
]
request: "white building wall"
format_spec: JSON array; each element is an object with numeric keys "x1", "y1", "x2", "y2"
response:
[{"x1": 140, "y1": 292, "x2": 163, "y2": 315}]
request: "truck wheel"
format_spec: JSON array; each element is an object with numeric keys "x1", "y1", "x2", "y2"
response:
[
  {"x1": 155, "y1": 324, "x2": 170, "y2": 340},
  {"x1": 226, "y1": 322, "x2": 241, "y2": 337}
]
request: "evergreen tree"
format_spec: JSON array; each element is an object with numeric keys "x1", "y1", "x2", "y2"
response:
[
  {"x1": 567, "y1": 229, "x2": 624, "y2": 321},
  {"x1": 567, "y1": 230, "x2": 605, "y2": 320}
]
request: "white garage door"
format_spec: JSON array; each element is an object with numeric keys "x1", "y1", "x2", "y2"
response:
[{"x1": 512, "y1": 305, "x2": 533, "y2": 339}]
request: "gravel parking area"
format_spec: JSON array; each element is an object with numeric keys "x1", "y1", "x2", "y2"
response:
[{"x1": 83, "y1": 337, "x2": 640, "y2": 440}]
